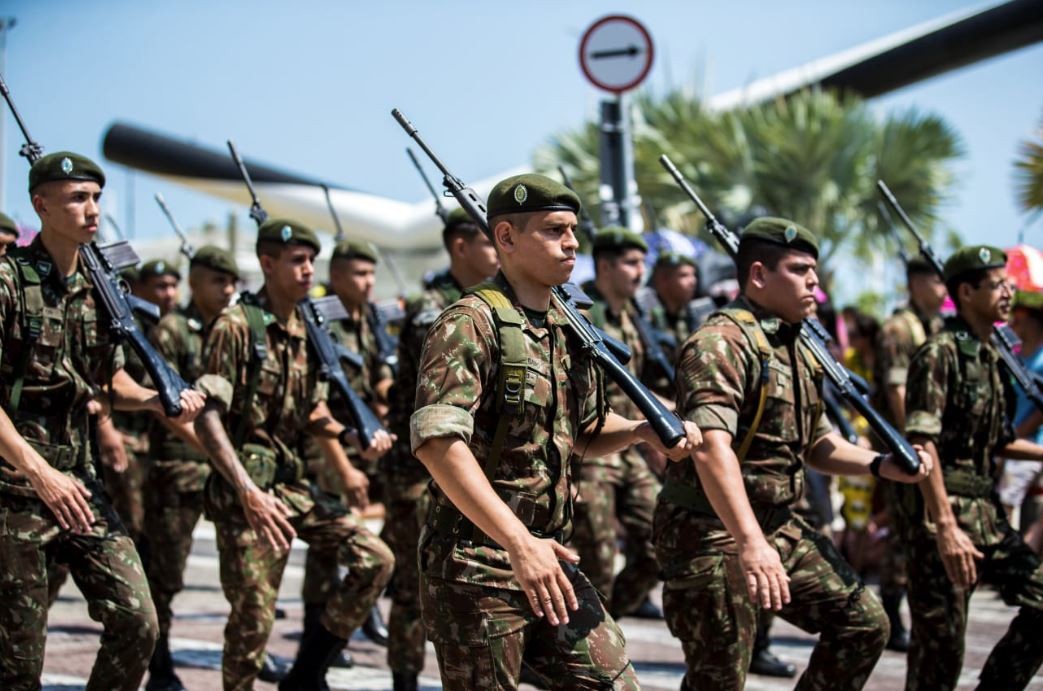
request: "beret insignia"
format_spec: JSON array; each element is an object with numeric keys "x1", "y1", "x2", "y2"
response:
[
  {"x1": 784, "y1": 226, "x2": 797, "y2": 243},
  {"x1": 513, "y1": 184, "x2": 528, "y2": 205},
  {"x1": 978, "y1": 247, "x2": 991, "y2": 264},
  {"x1": 61, "y1": 157, "x2": 73, "y2": 174},
  {"x1": 280, "y1": 225, "x2": 292, "y2": 242}
]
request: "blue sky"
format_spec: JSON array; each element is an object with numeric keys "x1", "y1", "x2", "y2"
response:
[{"x1": 2, "y1": 0, "x2": 1041, "y2": 259}]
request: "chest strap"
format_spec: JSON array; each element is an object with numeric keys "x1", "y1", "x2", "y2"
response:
[
  {"x1": 717, "y1": 308, "x2": 773, "y2": 462},
  {"x1": 234, "y1": 303, "x2": 270, "y2": 448},
  {"x1": 7, "y1": 254, "x2": 45, "y2": 413}
]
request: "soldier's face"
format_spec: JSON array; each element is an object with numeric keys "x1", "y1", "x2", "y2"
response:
[
  {"x1": 497, "y1": 210, "x2": 579, "y2": 287},
  {"x1": 330, "y1": 258, "x2": 375, "y2": 308},
  {"x1": 190, "y1": 266, "x2": 237, "y2": 316},
  {"x1": 752, "y1": 250, "x2": 819, "y2": 324},
  {"x1": 0, "y1": 230, "x2": 16, "y2": 256},
  {"x1": 909, "y1": 272, "x2": 947, "y2": 313},
  {"x1": 32, "y1": 180, "x2": 102, "y2": 246},
  {"x1": 963, "y1": 267, "x2": 1013, "y2": 323},
  {"x1": 654, "y1": 265, "x2": 697, "y2": 306},
  {"x1": 461, "y1": 233, "x2": 499, "y2": 281},
  {"x1": 601, "y1": 249, "x2": 646, "y2": 300},
  {"x1": 141, "y1": 274, "x2": 180, "y2": 316},
  {"x1": 261, "y1": 244, "x2": 315, "y2": 301}
]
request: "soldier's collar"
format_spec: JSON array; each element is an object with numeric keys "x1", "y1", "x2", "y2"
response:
[{"x1": 738, "y1": 296, "x2": 793, "y2": 339}]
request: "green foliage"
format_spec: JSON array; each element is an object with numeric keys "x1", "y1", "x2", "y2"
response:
[
  {"x1": 850, "y1": 290, "x2": 887, "y2": 320},
  {"x1": 536, "y1": 87, "x2": 964, "y2": 286},
  {"x1": 1014, "y1": 114, "x2": 1043, "y2": 213}
]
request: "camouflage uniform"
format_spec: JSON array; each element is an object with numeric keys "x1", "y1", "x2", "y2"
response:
[
  {"x1": 196, "y1": 289, "x2": 394, "y2": 691},
  {"x1": 903, "y1": 315, "x2": 1043, "y2": 690},
  {"x1": 411, "y1": 273, "x2": 637, "y2": 690},
  {"x1": 654, "y1": 297, "x2": 889, "y2": 690},
  {"x1": 144, "y1": 302, "x2": 211, "y2": 640},
  {"x1": 569, "y1": 283, "x2": 660, "y2": 617},
  {"x1": 381, "y1": 270, "x2": 462, "y2": 677},
  {"x1": 0, "y1": 237, "x2": 158, "y2": 691},
  {"x1": 300, "y1": 302, "x2": 394, "y2": 609},
  {"x1": 872, "y1": 305, "x2": 943, "y2": 619}
]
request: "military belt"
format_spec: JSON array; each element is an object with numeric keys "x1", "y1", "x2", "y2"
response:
[
  {"x1": 660, "y1": 479, "x2": 793, "y2": 533},
  {"x1": 943, "y1": 469, "x2": 995, "y2": 499},
  {"x1": 428, "y1": 495, "x2": 562, "y2": 548}
]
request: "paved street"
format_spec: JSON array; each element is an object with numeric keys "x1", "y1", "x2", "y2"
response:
[{"x1": 41, "y1": 519, "x2": 1043, "y2": 690}]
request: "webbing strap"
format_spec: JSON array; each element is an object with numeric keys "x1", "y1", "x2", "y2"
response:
[
  {"x1": 897, "y1": 309, "x2": 928, "y2": 349},
  {"x1": 9, "y1": 256, "x2": 44, "y2": 413},
  {"x1": 234, "y1": 304, "x2": 269, "y2": 448},
  {"x1": 721, "y1": 309, "x2": 773, "y2": 462}
]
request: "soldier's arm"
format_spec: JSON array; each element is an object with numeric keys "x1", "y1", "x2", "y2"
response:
[
  {"x1": 305, "y1": 399, "x2": 394, "y2": 460},
  {"x1": 575, "y1": 411, "x2": 699, "y2": 459},
  {"x1": 314, "y1": 433, "x2": 369, "y2": 509},
  {"x1": 877, "y1": 322, "x2": 910, "y2": 429},
  {"x1": 107, "y1": 367, "x2": 206, "y2": 424},
  {"x1": 998, "y1": 438, "x2": 1043, "y2": 461},
  {"x1": 807, "y1": 426, "x2": 931, "y2": 482}
]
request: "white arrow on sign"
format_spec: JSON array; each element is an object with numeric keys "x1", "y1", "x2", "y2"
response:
[{"x1": 579, "y1": 15, "x2": 655, "y2": 94}]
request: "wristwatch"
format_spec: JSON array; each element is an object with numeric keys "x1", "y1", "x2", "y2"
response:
[{"x1": 869, "y1": 454, "x2": 886, "y2": 478}]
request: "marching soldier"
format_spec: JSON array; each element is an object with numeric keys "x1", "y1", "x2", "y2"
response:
[
  {"x1": 383, "y1": 206, "x2": 497, "y2": 691},
  {"x1": 903, "y1": 245, "x2": 1043, "y2": 690},
  {"x1": 411, "y1": 174, "x2": 700, "y2": 689},
  {"x1": 0, "y1": 151, "x2": 205, "y2": 691},
  {"x1": 654, "y1": 217, "x2": 930, "y2": 690},
  {"x1": 143, "y1": 246, "x2": 239, "y2": 691},
  {"x1": 192, "y1": 217, "x2": 394, "y2": 691},
  {"x1": 0, "y1": 212, "x2": 19, "y2": 256}
]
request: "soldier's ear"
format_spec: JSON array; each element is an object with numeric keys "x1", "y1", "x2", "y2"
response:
[
  {"x1": 493, "y1": 219, "x2": 515, "y2": 255},
  {"x1": 748, "y1": 261, "x2": 768, "y2": 290}
]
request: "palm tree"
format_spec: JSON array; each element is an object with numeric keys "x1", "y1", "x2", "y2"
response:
[
  {"x1": 1014, "y1": 113, "x2": 1043, "y2": 215},
  {"x1": 537, "y1": 87, "x2": 963, "y2": 280}
]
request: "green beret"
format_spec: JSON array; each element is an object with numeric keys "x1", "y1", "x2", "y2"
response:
[
  {"x1": 942, "y1": 245, "x2": 1007, "y2": 282},
  {"x1": 120, "y1": 266, "x2": 140, "y2": 284},
  {"x1": 29, "y1": 151, "x2": 105, "y2": 192},
  {"x1": 0, "y1": 212, "x2": 18, "y2": 238},
  {"x1": 256, "y1": 218, "x2": 320, "y2": 253},
  {"x1": 1014, "y1": 290, "x2": 1043, "y2": 311},
  {"x1": 486, "y1": 173, "x2": 580, "y2": 219},
  {"x1": 739, "y1": 217, "x2": 818, "y2": 258},
  {"x1": 592, "y1": 226, "x2": 648, "y2": 253},
  {"x1": 139, "y1": 259, "x2": 181, "y2": 281},
  {"x1": 331, "y1": 239, "x2": 378, "y2": 264},
  {"x1": 445, "y1": 207, "x2": 475, "y2": 230},
  {"x1": 906, "y1": 255, "x2": 936, "y2": 275},
  {"x1": 654, "y1": 251, "x2": 696, "y2": 270},
  {"x1": 190, "y1": 245, "x2": 240, "y2": 279}
]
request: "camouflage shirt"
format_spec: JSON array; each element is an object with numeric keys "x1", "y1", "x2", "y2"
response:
[
  {"x1": 0, "y1": 236, "x2": 125, "y2": 491},
  {"x1": 410, "y1": 272, "x2": 606, "y2": 590},
  {"x1": 873, "y1": 304, "x2": 943, "y2": 422},
  {"x1": 904, "y1": 316, "x2": 1015, "y2": 543},
  {"x1": 196, "y1": 289, "x2": 326, "y2": 478},
  {"x1": 329, "y1": 303, "x2": 393, "y2": 408},
  {"x1": 582, "y1": 282, "x2": 645, "y2": 421}
]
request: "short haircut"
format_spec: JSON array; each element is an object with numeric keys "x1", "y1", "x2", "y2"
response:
[
  {"x1": 945, "y1": 268, "x2": 989, "y2": 311},
  {"x1": 906, "y1": 263, "x2": 936, "y2": 281},
  {"x1": 736, "y1": 239, "x2": 790, "y2": 288},
  {"x1": 442, "y1": 221, "x2": 483, "y2": 251}
]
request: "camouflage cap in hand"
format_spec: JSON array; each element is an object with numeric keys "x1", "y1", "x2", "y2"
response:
[
  {"x1": 739, "y1": 217, "x2": 818, "y2": 258},
  {"x1": 486, "y1": 173, "x2": 580, "y2": 219},
  {"x1": 331, "y1": 239, "x2": 378, "y2": 264},
  {"x1": 29, "y1": 151, "x2": 106, "y2": 192},
  {"x1": 592, "y1": 226, "x2": 648, "y2": 253},
  {"x1": 256, "y1": 218, "x2": 321, "y2": 253},
  {"x1": 139, "y1": 259, "x2": 182, "y2": 281},
  {"x1": 0, "y1": 212, "x2": 18, "y2": 238},
  {"x1": 942, "y1": 245, "x2": 1007, "y2": 282},
  {"x1": 190, "y1": 245, "x2": 240, "y2": 280}
]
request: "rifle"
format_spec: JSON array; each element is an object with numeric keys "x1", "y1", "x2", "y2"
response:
[
  {"x1": 392, "y1": 109, "x2": 684, "y2": 447},
  {"x1": 877, "y1": 179, "x2": 1043, "y2": 414},
  {"x1": 1, "y1": 73, "x2": 188, "y2": 415},
  {"x1": 407, "y1": 147, "x2": 450, "y2": 225},
  {"x1": 559, "y1": 166, "x2": 677, "y2": 382},
  {"x1": 154, "y1": 193, "x2": 196, "y2": 261},
  {"x1": 659, "y1": 154, "x2": 921, "y2": 472},
  {"x1": 876, "y1": 201, "x2": 911, "y2": 265},
  {"x1": 103, "y1": 213, "x2": 126, "y2": 242},
  {"x1": 225, "y1": 140, "x2": 384, "y2": 447}
]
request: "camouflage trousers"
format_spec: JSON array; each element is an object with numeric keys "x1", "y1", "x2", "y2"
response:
[
  {"x1": 143, "y1": 461, "x2": 208, "y2": 637},
  {"x1": 905, "y1": 522, "x2": 1043, "y2": 691},
  {"x1": 878, "y1": 482, "x2": 908, "y2": 599},
  {"x1": 102, "y1": 447, "x2": 146, "y2": 542},
  {"x1": 0, "y1": 491, "x2": 158, "y2": 691},
  {"x1": 662, "y1": 517, "x2": 888, "y2": 690},
  {"x1": 421, "y1": 566, "x2": 638, "y2": 690},
  {"x1": 570, "y1": 447, "x2": 660, "y2": 616},
  {"x1": 213, "y1": 481, "x2": 394, "y2": 691},
  {"x1": 383, "y1": 478, "x2": 430, "y2": 674}
]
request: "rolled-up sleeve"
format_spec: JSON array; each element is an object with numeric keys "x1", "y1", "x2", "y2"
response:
[{"x1": 676, "y1": 325, "x2": 749, "y2": 436}]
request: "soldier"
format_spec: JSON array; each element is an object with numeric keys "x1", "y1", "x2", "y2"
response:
[
  {"x1": 411, "y1": 174, "x2": 701, "y2": 690},
  {"x1": 138, "y1": 259, "x2": 182, "y2": 318},
  {"x1": 653, "y1": 217, "x2": 931, "y2": 690},
  {"x1": 0, "y1": 212, "x2": 19, "y2": 256},
  {"x1": 143, "y1": 246, "x2": 239, "y2": 691},
  {"x1": 647, "y1": 251, "x2": 702, "y2": 364},
  {"x1": 299, "y1": 238, "x2": 394, "y2": 666},
  {"x1": 383, "y1": 206, "x2": 497, "y2": 691},
  {"x1": 903, "y1": 245, "x2": 1043, "y2": 690},
  {"x1": 192, "y1": 217, "x2": 395, "y2": 691},
  {"x1": 0, "y1": 151, "x2": 205, "y2": 691},
  {"x1": 570, "y1": 226, "x2": 664, "y2": 620},
  {"x1": 871, "y1": 255, "x2": 946, "y2": 652}
]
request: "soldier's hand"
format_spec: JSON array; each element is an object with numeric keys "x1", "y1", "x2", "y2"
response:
[
  {"x1": 171, "y1": 389, "x2": 207, "y2": 423},
  {"x1": 937, "y1": 523, "x2": 983, "y2": 589},
  {"x1": 878, "y1": 446, "x2": 932, "y2": 483},
  {"x1": 341, "y1": 465, "x2": 370, "y2": 510},
  {"x1": 637, "y1": 420, "x2": 702, "y2": 461},
  {"x1": 241, "y1": 486, "x2": 296, "y2": 553},
  {"x1": 359, "y1": 430, "x2": 395, "y2": 462},
  {"x1": 738, "y1": 537, "x2": 790, "y2": 611},
  {"x1": 507, "y1": 535, "x2": 579, "y2": 626},
  {"x1": 30, "y1": 464, "x2": 95, "y2": 534}
]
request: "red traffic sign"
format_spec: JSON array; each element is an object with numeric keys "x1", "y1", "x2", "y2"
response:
[{"x1": 578, "y1": 15, "x2": 655, "y2": 94}]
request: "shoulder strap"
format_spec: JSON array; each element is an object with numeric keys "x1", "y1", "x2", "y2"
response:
[
  {"x1": 717, "y1": 307, "x2": 772, "y2": 461},
  {"x1": 897, "y1": 308, "x2": 928, "y2": 348},
  {"x1": 233, "y1": 303, "x2": 270, "y2": 447},
  {"x1": 8, "y1": 252, "x2": 45, "y2": 413}
]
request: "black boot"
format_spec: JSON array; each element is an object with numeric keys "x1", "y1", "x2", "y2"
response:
[
  {"x1": 258, "y1": 652, "x2": 290, "y2": 682},
  {"x1": 362, "y1": 604, "x2": 389, "y2": 646},
  {"x1": 279, "y1": 624, "x2": 348, "y2": 691},
  {"x1": 749, "y1": 623, "x2": 796, "y2": 678},
  {"x1": 883, "y1": 591, "x2": 911, "y2": 652},
  {"x1": 145, "y1": 634, "x2": 185, "y2": 691},
  {"x1": 631, "y1": 596, "x2": 664, "y2": 620},
  {"x1": 392, "y1": 671, "x2": 419, "y2": 691},
  {"x1": 301, "y1": 604, "x2": 354, "y2": 668}
]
